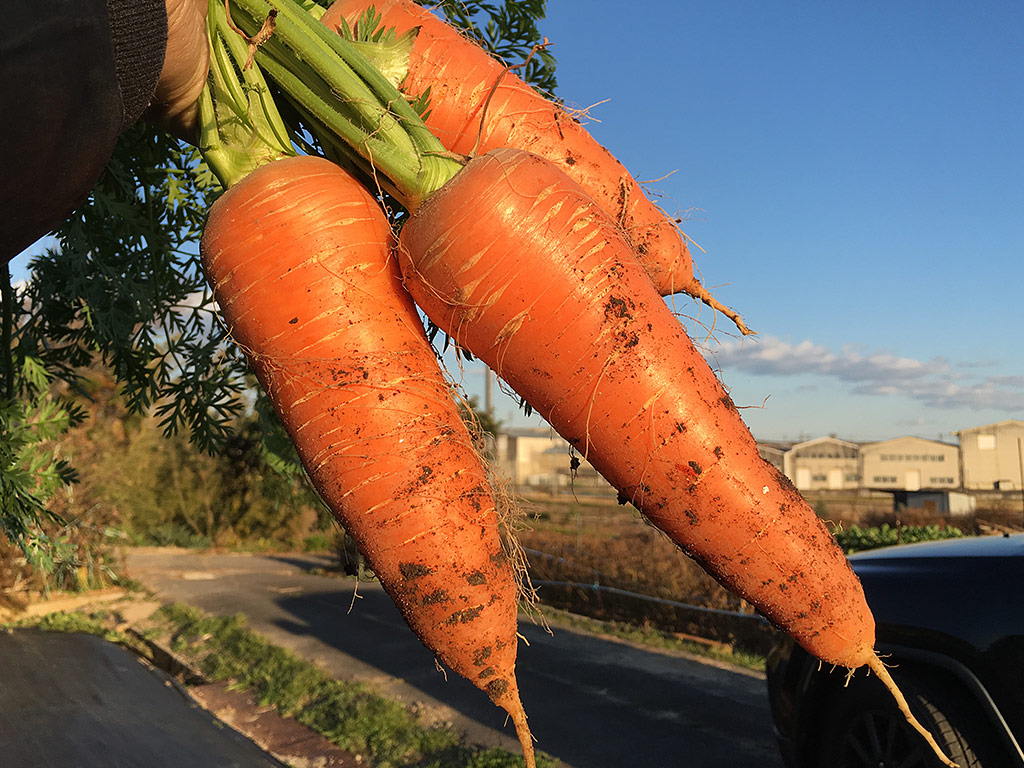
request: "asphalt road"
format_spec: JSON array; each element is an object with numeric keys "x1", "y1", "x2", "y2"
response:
[
  {"x1": 126, "y1": 548, "x2": 784, "y2": 768},
  {"x1": 0, "y1": 628, "x2": 286, "y2": 768}
]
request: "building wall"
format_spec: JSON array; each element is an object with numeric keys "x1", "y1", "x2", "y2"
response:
[
  {"x1": 494, "y1": 429, "x2": 562, "y2": 486},
  {"x1": 893, "y1": 490, "x2": 977, "y2": 516},
  {"x1": 494, "y1": 420, "x2": 1024, "y2": 499},
  {"x1": 860, "y1": 436, "x2": 959, "y2": 491},
  {"x1": 785, "y1": 437, "x2": 861, "y2": 491},
  {"x1": 757, "y1": 444, "x2": 788, "y2": 474},
  {"x1": 957, "y1": 420, "x2": 1024, "y2": 491},
  {"x1": 495, "y1": 428, "x2": 605, "y2": 489}
]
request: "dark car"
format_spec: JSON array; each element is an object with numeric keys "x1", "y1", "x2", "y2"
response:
[{"x1": 766, "y1": 533, "x2": 1024, "y2": 768}]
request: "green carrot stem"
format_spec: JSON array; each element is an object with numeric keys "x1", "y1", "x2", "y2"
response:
[
  {"x1": 200, "y1": 0, "x2": 294, "y2": 188},
  {"x1": 255, "y1": 54, "x2": 413, "y2": 177},
  {"x1": 273, "y1": 84, "x2": 408, "y2": 203},
  {"x1": 224, "y1": 0, "x2": 464, "y2": 209}
]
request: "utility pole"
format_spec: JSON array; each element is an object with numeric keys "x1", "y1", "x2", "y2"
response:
[
  {"x1": 484, "y1": 365, "x2": 494, "y2": 417},
  {"x1": 1017, "y1": 437, "x2": 1024, "y2": 527}
]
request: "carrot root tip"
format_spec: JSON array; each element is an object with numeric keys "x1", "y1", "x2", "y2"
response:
[
  {"x1": 680, "y1": 278, "x2": 754, "y2": 336},
  {"x1": 865, "y1": 652, "x2": 959, "y2": 768},
  {"x1": 508, "y1": 705, "x2": 536, "y2": 768}
]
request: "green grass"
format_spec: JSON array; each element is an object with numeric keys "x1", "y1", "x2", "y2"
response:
[
  {"x1": 10, "y1": 608, "x2": 117, "y2": 639},
  {"x1": 155, "y1": 603, "x2": 556, "y2": 768},
  {"x1": 302, "y1": 533, "x2": 335, "y2": 552},
  {"x1": 3, "y1": 607, "x2": 152, "y2": 657}
]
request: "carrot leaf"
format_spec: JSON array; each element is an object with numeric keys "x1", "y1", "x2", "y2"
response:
[{"x1": 333, "y1": 7, "x2": 420, "y2": 89}]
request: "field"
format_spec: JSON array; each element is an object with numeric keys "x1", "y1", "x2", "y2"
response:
[
  {"x1": 513, "y1": 495, "x2": 775, "y2": 655},
  {"x1": 511, "y1": 489, "x2": 1022, "y2": 656}
]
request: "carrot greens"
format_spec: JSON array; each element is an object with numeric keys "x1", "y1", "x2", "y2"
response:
[
  {"x1": 221, "y1": 0, "x2": 463, "y2": 209},
  {"x1": 199, "y1": 0, "x2": 294, "y2": 189}
]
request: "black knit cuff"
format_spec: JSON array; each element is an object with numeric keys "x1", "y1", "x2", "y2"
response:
[{"x1": 106, "y1": 0, "x2": 168, "y2": 129}]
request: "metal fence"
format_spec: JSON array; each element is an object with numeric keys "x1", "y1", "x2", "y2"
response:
[
  {"x1": 527, "y1": 578, "x2": 767, "y2": 624},
  {"x1": 521, "y1": 546, "x2": 773, "y2": 655}
]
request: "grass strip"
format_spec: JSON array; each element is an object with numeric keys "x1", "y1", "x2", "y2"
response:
[{"x1": 532, "y1": 605, "x2": 768, "y2": 673}]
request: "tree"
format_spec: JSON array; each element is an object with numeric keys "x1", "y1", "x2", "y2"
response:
[
  {"x1": 462, "y1": 395, "x2": 503, "y2": 438},
  {"x1": 1, "y1": 0, "x2": 556, "y2": 569}
]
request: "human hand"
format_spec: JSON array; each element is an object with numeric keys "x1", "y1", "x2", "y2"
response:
[{"x1": 145, "y1": 0, "x2": 209, "y2": 143}]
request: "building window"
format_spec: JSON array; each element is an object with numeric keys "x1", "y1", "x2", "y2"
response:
[
  {"x1": 978, "y1": 434, "x2": 996, "y2": 450},
  {"x1": 930, "y1": 477, "x2": 954, "y2": 485},
  {"x1": 873, "y1": 476, "x2": 897, "y2": 483},
  {"x1": 881, "y1": 453, "x2": 948, "y2": 462},
  {"x1": 812, "y1": 474, "x2": 827, "y2": 482}
]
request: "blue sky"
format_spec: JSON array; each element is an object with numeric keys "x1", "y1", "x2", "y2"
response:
[
  {"x1": 455, "y1": 0, "x2": 1023, "y2": 443},
  {"x1": 14, "y1": 1, "x2": 1022, "y2": 445}
]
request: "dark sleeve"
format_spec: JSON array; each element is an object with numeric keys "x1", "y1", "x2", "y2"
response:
[{"x1": 1, "y1": 0, "x2": 168, "y2": 261}]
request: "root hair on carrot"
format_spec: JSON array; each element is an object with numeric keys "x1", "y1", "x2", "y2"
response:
[
  {"x1": 865, "y1": 653, "x2": 959, "y2": 768},
  {"x1": 347, "y1": 579, "x2": 362, "y2": 614},
  {"x1": 636, "y1": 168, "x2": 680, "y2": 186},
  {"x1": 437, "y1": 368, "x2": 539, "y2": 621},
  {"x1": 683, "y1": 279, "x2": 754, "y2": 337},
  {"x1": 564, "y1": 98, "x2": 612, "y2": 124},
  {"x1": 489, "y1": 456, "x2": 538, "y2": 616},
  {"x1": 472, "y1": 37, "x2": 554, "y2": 157}
]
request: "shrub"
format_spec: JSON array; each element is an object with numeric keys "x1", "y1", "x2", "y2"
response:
[
  {"x1": 91, "y1": 412, "x2": 320, "y2": 547},
  {"x1": 133, "y1": 523, "x2": 212, "y2": 549},
  {"x1": 303, "y1": 533, "x2": 334, "y2": 552},
  {"x1": 833, "y1": 523, "x2": 964, "y2": 554}
]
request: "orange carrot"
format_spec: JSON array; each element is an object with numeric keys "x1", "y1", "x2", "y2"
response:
[
  {"x1": 396, "y1": 147, "x2": 955, "y2": 767},
  {"x1": 211, "y1": 5, "x2": 944, "y2": 761},
  {"x1": 200, "y1": 154, "x2": 535, "y2": 767},
  {"x1": 320, "y1": 0, "x2": 752, "y2": 334}
]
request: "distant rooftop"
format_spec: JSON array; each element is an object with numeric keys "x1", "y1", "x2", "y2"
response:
[{"x1": 500, "y1": 426, "x2": 560, "y2": 438}]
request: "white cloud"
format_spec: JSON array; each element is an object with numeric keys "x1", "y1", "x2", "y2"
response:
[{"x1": 708, "y1": 335, "x2": 1024, "y2": 411}]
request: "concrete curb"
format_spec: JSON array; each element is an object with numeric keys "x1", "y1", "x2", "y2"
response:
[
  {"x1": 118, "y1": 600, "x2": 362, "y2": 768},
  {"x1": 0, "y1": 587, "x2": 128, "y2": 623}
]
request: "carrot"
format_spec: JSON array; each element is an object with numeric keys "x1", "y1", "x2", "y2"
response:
[
  {"x1": 198, "y1": 7, "x2": 537, "y2": 760},
  {"x1": 199, "y1": 154, "x2": 535, "y2": 767},
  {"x1": 319, "y1": 0, "x2": 752, "y2": 334},
  {"x1": 213, "y1": 6, "x2": 946, "y2": 761},
  {"x1": 396, "y1": 147, "x2": 956, "y2": 767}
]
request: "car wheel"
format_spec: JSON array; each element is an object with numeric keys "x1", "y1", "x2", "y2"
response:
[{"x1": 816, "y1": 667, "x2": 1000, "y2": 768}]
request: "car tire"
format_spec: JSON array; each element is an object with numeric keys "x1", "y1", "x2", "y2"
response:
[{"x1": 815, "y1": 666, "x2": 1003, "y2": 768}]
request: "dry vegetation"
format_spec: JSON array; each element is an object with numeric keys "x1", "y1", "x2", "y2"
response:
[
  {"x1": 513, "y1": 489, "x2": 1023, "y2": 655},
  {"x1": 516, "y1": 497, "x2": 774, "y2": 654}
]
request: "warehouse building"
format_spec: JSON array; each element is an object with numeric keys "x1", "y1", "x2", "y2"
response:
[{"x1": 955, "y1": 420, "x2": 1024, "y2": 491}]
